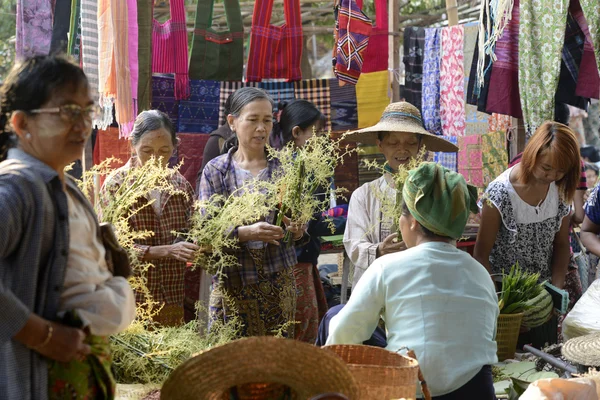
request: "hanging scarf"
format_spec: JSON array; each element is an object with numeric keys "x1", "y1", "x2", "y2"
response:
[
  {"x1": 518, "y1": 0, "x2": 569, "y2": 131},
  {"x1": 463, "y1": 23, "x2": 490, "y2": 136},
  {"x1": 152, "y1": 0, "x2": 190, "y2": 99},
  {"x1": 16, "y1": 0, "x2": 53, "y2": 59},
  {"x1": 579, "y1": 0, "x2": 600, "y2": 78},
  {"x1": 422, "y1": 28, "x2": 443, "y2": 136},
  {"x1": 573, "y1": 0, "x2": 600, "y2": 99},
  {"x1": 67, "y1": 0, "x2": 82, "y2": 63},
  {"x1": 403, "y1": 27, "x2": 426, "y2": 112},
  {"x1": 137, "y1": 0, "x2": 153, "y2": 112},
  {"x1": 81, "y1": 0, "x2": 105, "y2": 128},
  {"x1": 125, "y1": 0, "x2": 139, "y2": 135},
  {"x1": 98, "y1": 0, "x2": 135, "y2": 137},
  {"x1": 440, "y1": 25, "x2": 465, "y2": 137}
]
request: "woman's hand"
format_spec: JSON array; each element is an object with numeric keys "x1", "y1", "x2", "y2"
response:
[
  {"x1": 169, "y1": 242, "x2": 200, "y2": 262},
  {"x1": 282, "y1": 216, "x2": 305, "y2": 241},
  {"x1": 238, "y1": 222, "x2": 284, "y2": 245},
  {"x1": 376, "y1": 233, "x2": 406, "y2": 258},
  {"x1": 36, "y1": 322, "x2": 91, "y2": 363}
]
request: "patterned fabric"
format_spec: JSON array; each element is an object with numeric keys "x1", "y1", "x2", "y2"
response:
[
  {"x1": 519, "y1": 0, "x2": 570, "y2": 131},
  {"x1": 355, "y1": 71, "x2": 389, "y2": 129},
  {"x1": 403, "y1": 27, "x2": 426, "y2": 112},
  {"x1": 81, "y1": 0, "x2": 103, "y2": 128},
  {"x1": 573, "y1": 0, "x2": 600, "y2": 99},
  {"x1": 137, "y1": 0, "x2": 153, "y2": 112},
  {"x1": 260, "y1": 81, "x2": 296, "y2": 112},
  {"x1": 481, "y1": 131, "x2": 508, "y2": 187},
  {"x1": 585, "y1": 183, "x2": 600, "y2": 225},
  {"x1": 403, "y1": 162, "x2": 479, "y2": 239},
  {"x1": 189, "y1": 0, "x2": 244, "y2": 81},
  {"x1": 487, "y1": 0, "x2": 522, "y2": 118},
  {"x1": 357, "y1": 0, "x2": 388, "y2": 73},
  {"x1": 16, "y1": 0, "x2": 53, "y2": 59},
  {"x1": 440, "y1": 25, "x2": 465, "y2": 137},
  {"x1": 329, "y1": 79, "x2": 359, "y2": 131},
  {"x1": 99, "y1": 159, "x2": 195, "y2": 327},
  {"x1": 333, "y1": 0, "x2": 372, "y2": 85},
  {"x1": 177, "y1": 133, "x2": 211, "y2": 188},
  {"x1": 152, "y1": 76, "x2": 180, "y2": 128},
  {"x1": 579, "y1": 0, "x2": 600, "y2": 81},
  {"x1": 198, "y1": 148, "x2": 298, "y2": 289},
  {"x1": 293, "y1": 262, "x2": 328, "y2": 343},
  {"x1": 463, "y1": 24, "x2": 490, "y2": 136},
  {"x1": 422, "y1": 28, "x2": 443, "y2": 136},
  {"x1": 178, "y1": 80, "x2": 221, "y2": 133},
  {"x1": 68, "y1": 0, "x2": 82, "y2": 63},
  {"x1": 433, "y1": 136, "x2": 458, "y2": 171},
  {"x1": 92, "y1": 128, "x2": 131, "y2": 187},
  {"x1": 123, "y1": 0, "x2": 139, "y2": 136},
  {"x1": 293, "y1": 79, "x2": 332, "y2": 131},
  {"x1": 489, "y1": 114, "x2": 512, "y2": 133},
  {"x1": 458, "y1": 135, "x2": 484, "y2": 187},
  {"x1": 209, "y1": 253, "x2": 296, "y2": 338},
  {"x1": 152, "y1": 0, "x2": 190, "y2": 99},
  {"x1": 246, "y1": 0, "x2": 303, "y2": 82},
  {"x1": 480, "y1": 168, "x2": 571, "y2": 280},
  {"x1": 219, "y1": 81, "x2": 245, "y2": 125}
]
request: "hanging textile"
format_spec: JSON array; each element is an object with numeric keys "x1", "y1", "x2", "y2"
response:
[
  {"x1": 579, "y1": 0, "x2": 600, "y2": 81},
  {"x1": 333, "y1": 0, "x2": 372, "y2": 86},
  {"x1": 463, "y1": 23, "x2": 490, "y2": 136},
  {"x1": 178, "y1": 133, "x2": 211, "y2": 188},
  {"x1": 219, "y1": 81, "x2": 244, "y2": 125},
  {"x1": 518, "y1": 0, "x2": 570, "y2": 131},
  {"x1": 403, "y1": 27, "x2": 426, "y2": 112},
  {"x1": 68, "y1": 0, "x2": 82, "y2": 62},
  {"x1": 482, "y1": 131, "x2": 508, "y2": 187},
  {"x1": 246, "y1": 0, "x2": 303, "y2": 82},
  {"x1": 440, "y1": 25, "x2": 465, "y2": 137},
  {"x1": 293, "y1": 79, "x2": 332, "y2": 131},
  {"x1": 572, "y1": 0, "x2": 600, "y2": 99},
  {"x1": 422, "y1": 28, "x2": 443, "y2": 136},
  {"x1": 50, "y1": 0, "x2": 72, "y2": 55},
  {"x1": 487, "y1": 0, "x2": 522, "y2": 119},
  {"x1": 81, "y1": 0, "x2": 105, "y2": 128},
  {"x1": 488, "y1": 114, "x2": 512, "y2": 133},
  {"x1": 189, "y1": 0, "x2": 244, "y2": 81},
  {"x1": 355, "y1": 71, "x2": 389, "y2": 129},
  {"x1": 556, "y1": 11, "x2": 589, "y2": 110},
  {"x1": 152, "y1": 75, "x2": 180, "y2": 128},
  {"x1": 126, "y1": 0, "x2": 139, "y2": 135},
  {"x1": 458, "y1": 134, "x2": 484, "y2": 187},
  {"x1": 16, "y1": 0, "x2": 53, "y2": 59},
  {"x1": 92, "y1": 128, "x2": 131, "y2": 187},
  {"x1": 331, "y1": 133, "x2": 359, "y2": 194},
  {"x1": 329, "y1": 78, "x2": 359, "y2": 131},
  {"x1": 260, "y1": 81, "x2": 296, "y2": 112},
  {"x1": 98, "y1": 0, "x2": 135, "y2": 137},
  {"x1": 356, "y1": 0, "x2": 388, "y2": 73},
  {"x1": 178, "y1": 80, "x2": 221, "y2": 134},
  {"x1": 137, "y1": 0, "x2": 153, "y2": 112},
  {"x1": 152, "y1": 0, "x2": 190, "y2": 99},
  {"x1": 433, "y1": 136, "x2": 458, "y2": 172}
]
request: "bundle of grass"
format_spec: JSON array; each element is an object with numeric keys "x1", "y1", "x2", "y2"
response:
[{"x1": 498, "y1": 262, "x2": 545, "y2": 314}]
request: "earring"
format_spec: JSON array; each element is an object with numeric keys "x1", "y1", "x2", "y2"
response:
[{"x1": 25, "y1": 132, "x2": 32, "y2": 140}]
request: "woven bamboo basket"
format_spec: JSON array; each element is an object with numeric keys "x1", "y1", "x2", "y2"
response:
[
  {"x1": 496, "y1": 313, "x2": 524, "y2": 361},
  {"x1": 324, "y1": 345, "x2": 419, "y2": 400}
]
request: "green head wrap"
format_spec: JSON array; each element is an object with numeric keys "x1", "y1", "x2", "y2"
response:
[{"x1": 402, "y1": 162, "x2": 479, "y2": 239}]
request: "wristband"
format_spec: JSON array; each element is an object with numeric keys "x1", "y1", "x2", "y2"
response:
[{"x1": 33, "y1": 323, "x2": 53, "y2": 350}]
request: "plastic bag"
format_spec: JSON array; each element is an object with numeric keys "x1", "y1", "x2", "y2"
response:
[{"x1": 563, "y1": 280, "x2": 600, "y2": 341}]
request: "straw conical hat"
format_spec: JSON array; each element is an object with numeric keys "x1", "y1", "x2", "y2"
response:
[
  {"x1": 562, "y1": 332, "x2": 600, "y2": 367},
  {"x1": 344, "y1": 101, "x2": 459, "y2": 152}
]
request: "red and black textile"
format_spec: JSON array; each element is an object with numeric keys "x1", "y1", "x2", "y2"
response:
[
  {"x1": 177, "y1": 133, "x2": 211, "y2": 188},
  {"x1": 356, "y1": 0, "x2": 388, "y2": 73},
  {"x1": 333, "y1": 0, "x2": 372, "y2": 85}
]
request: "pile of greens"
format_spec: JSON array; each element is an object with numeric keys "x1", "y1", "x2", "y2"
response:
[{"x1": 498, "y1": 262, "x2": 545, "y2": 314}]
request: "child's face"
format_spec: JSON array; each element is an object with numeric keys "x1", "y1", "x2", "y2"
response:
[{"x1": 586, "y1": 169, "x2": 598, "y2": 188}]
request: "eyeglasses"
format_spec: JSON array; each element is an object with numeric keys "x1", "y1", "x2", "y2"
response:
[{"x1": 28, "y1": 104, "x2": 102, "y2": 124}]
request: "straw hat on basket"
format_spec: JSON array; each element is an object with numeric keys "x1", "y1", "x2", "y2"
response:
[
  {"x1": 344, "y1": 101, "x2": 459, "y2": 152},
  {"x1": 562, "y1": 332, "x2": 600, "y2": 367},
  {"x1": 160, "y1": 336, "x2": 360, "y2": 400}
]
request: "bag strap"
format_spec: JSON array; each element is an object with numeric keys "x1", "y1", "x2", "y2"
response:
[
  {"x1": 196, "y1": 0, "x2": 243, "y2": 33},
  {"x1": 158, "y1": 0, "x2": 185, "y2": 24},
  {"x1": 282, "y1": 0, "x2": 302, "y2": 28},
  {"x1": 355, "y1": 0, "x2": 387, "y2": 29},
  {"x1": 251, "y1": 0, "x2": 276, "y2": 28}
]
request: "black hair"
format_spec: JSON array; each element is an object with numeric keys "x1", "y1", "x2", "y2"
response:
[
  {"x1": 585, "y1": 162, "x2": 599, "y2": 174},
  {"x1": 277, "y1": 99, "x2": 325, "y2": 146},
  {"x1": 0, "y1": 55, "x2": 88, "y2": 161},
  {"x1": 401, "y1": 202, "x2": 449, "y2": 239},
  {"x1": 130, "y1": 110, "x2": 177, "y2": 147},
  {"x1": 554, "y1": 102, "x2": 571, "y2": 125},
  {"x1": 581, "y1": 145, "x2": 600, "y2": 163},
  {"x1": 228, "y1": 87, "x2": 274, "y2": 119}
]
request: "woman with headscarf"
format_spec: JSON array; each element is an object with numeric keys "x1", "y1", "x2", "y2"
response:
[{"x1": 326, "y1": 163, "x2": 499, "y2": 399}]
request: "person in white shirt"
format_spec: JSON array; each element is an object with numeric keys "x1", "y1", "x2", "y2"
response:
[{"x1": 326, "y1": 163, "x2": 499, "y2": 399}]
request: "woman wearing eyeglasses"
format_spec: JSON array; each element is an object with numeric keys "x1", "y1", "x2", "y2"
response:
[{"x1": 0, "y1": 56, "x2": 136, "y2": 399}]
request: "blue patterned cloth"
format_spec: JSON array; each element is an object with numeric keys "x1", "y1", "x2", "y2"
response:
[
  {"x1": 585, "y1": 184, "x2": 600, "y2": 225},
  {"x1": 329, "y1": 78, "x2": 359, "y2": 131},
  {"x1": 151, "y1": 75, "x2": 180, "y2": 128},
  {"x1": 422, "y1": 28, "x2": 443, "y2": 136},
  {"x1": 177, "y1": 80, "x2": 221, "y2": 133},
  {"x1": 433, "y1": 136, "x2": 458, "y2": 171},
  {"x1": 259, "y1": 81, "x2": 295, "y2": 111}
]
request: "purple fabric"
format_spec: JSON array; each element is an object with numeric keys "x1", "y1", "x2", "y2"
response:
[
  {"x1": 16, "y1": 0, "x2": 53, "y2": 59},
  {"x1": 151, "y1": 75, "x2": 180, "y2": 128},
  {"x1": 422, "y1": 28, "x2": 443, "y2": 136}
]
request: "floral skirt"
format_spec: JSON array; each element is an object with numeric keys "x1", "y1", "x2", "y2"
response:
[
  {"x1": 48, "y1": 335, "x2": 115, "y2": 400},
  {"x1": 209, "y1": 249, "x2": 297, "y2": 338},
  {"x1": 293, "y1": 262, "x2": 329, "y2": 343}
]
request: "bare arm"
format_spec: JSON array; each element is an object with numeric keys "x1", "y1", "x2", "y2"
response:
[
  {"x1": 581, "y1": 216, "x2": 600, "y2": 257},
  {"x1": 550, "y1": 216, "x2": 571, "y2": 289},
  {"x1": 571, "y1": 189, "x2": 585, "y2": 225},
  {"x1": 473, "y1": 202, "x2": 502, "y2": 274}
]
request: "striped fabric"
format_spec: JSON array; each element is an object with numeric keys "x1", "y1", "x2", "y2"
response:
[
  {"x1": 152, "y1": 75, "x2": 180, "y2": 128},
  {"x1": 246, "y1": 0, "x2": 303, "y2": 82},
  {"x1": 67, "y1": 0, "x2": 81, "y2": 62},
  {"x1": 403, "y1": 27, "x2": 426, "y2": 112},
  {"x1": 218, "y1": 81, "x2": 259, "y2": 125},
  {"x1": 293, "y1": 79, "x2": 332, "y2": 131},
  {"x1": 356, "y1": 0, "x2": 388, "y2": 73},
  {"x1": 329, "y1": 78, "x2": 359, "y2": 131},
  {"x1": 334, "y1": 0, "x2": 372, "y2": 85},
  {"x1": 260, "y1": 81, "x2": 296, "y2": 111},
  {"x1": 177, "y1": 80, "x2": 221, "y2": 133},
  {"x1": 81, "y1": 0, "x2": 103, "y2": 127},
  {"x1": 152, "y1": 0, "x2": 190, "y2": 99}
]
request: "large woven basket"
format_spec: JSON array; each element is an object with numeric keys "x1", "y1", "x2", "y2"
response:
[
  {"x1": 324, "y1": 345, "x2": 419, "y2": 400},
  {"x1": 496, "y1": 313, "x2": 524, "y2": 361}
]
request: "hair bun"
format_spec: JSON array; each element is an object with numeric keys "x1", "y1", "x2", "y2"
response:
[{"x1": 278, "y1": 101, "x2": 288, "y2": 111}]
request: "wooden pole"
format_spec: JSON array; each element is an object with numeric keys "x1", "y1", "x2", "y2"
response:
[
  {"x1": 389, "y1": 0, "x2": 400, "y2": 102},
  {"x1": 445, "y1": 0, "x2": 459, "y2": 26}
]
